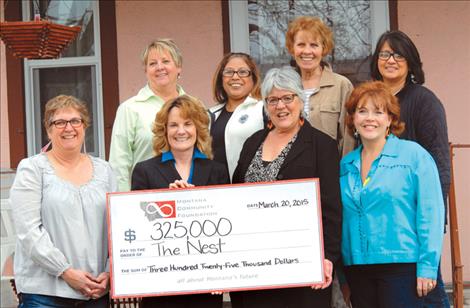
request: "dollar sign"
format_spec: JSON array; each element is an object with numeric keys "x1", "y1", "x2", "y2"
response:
[{"x1": 124, "y1": 229, "x2": 136, "y2": 243}]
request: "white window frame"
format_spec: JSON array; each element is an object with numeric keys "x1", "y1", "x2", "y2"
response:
[
  {"x1": 229, "y1": 0, "x2": 390, "y2": 54},
  {"x1": 22, "y1": 1, "x2": 105, "y2": 158}
]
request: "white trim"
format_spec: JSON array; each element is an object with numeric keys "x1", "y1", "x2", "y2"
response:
[
  {"x1": 229, "y1": 0, "x2": 390, "y2": 55},
  {"x1": 21, "y1": 1, "x2": 29, "y2": 21},
  {"x1": 92, "y1": 4, "x2": 105, "y2": 158},
  {"x1": 370, "y1": 0, "x2": 390, "y2": 48},
  {"x1": 228, "y1": 0, "x2": 250, "y2": 53},
  {"x1": 24, "y1": 64, "x2": 35, "y2": 157},
  {"x1": 22, "y1": 1, "x2": 105, "y2": 158}
]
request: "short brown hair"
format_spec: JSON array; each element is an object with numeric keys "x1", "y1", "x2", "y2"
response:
[
  {"x1": 285, "y1": 16, "x2": 334, "y2": 56},
  {"x1": 43, "y1": 95, "x2": 90, "y2": 132},
  {"x1": 152, "y1": 95, "x2": 213, "y2": 158},
  {"x1": 212, "y1": 52, "x2": 261, "y2": 104},
  {"x1": 141, "y1": 38, "x2": 182, "y2": 67},
  {"x1": 345, "y1": 81, "x2": 405, "y2": 136}
]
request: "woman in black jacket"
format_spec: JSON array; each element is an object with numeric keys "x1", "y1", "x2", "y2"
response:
[
  {"x1": 231, "y1": 66, "x2": 342, "y2": 308},
  {"x1": 132, "y1": 95, "x2": 229, "y2": 308}
]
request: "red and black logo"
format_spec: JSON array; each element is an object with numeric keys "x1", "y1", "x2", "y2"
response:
[{"x1": 140, "y1": 200, "x2": 176, "y2": 221}]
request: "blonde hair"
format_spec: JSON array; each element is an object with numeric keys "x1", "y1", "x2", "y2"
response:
[
  {"x1": 43, "y1": 95, "x2": 90, "y2": 132},
  {"x1": 285, "y1": 16, "x2": 334, "y2": 57},
  {"x1": 141, "y1": 38, "x2": 182, "y2": 67},
  {"x1": 152, "y1": 95, "x2": 213, "y2": 158}
]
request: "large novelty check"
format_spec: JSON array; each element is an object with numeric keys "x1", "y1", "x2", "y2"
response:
[{"x1": 107, "y1": 179, "x2": 325, "y2": 298}]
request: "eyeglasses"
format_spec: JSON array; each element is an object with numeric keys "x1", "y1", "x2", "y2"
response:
[
  {"x1": 378, "y1": 51, "x2": 406, "y2": 62},
  {"x1": 265, "y1": 94, "x2": 297, "y2": 106},
  {"x1": 50, "y1": 118, "x2": 84, "y2": 129},
  {"x1": 222, "y1": 68, "x2": 252, "y2": 78}
]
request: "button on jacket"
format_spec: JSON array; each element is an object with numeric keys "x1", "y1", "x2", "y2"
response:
[
  {"x1": 340, "y1": 135, "x2": 444, "y2": 279},
  {"x1": 305, "y1": 66, "x2": 355, "y2": 157},
  {"x1": 209, "y1": 96, "x2": 264, "y2": 180}
]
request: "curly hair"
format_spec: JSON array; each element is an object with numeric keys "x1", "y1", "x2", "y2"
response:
[
  {"x1": 285, "y1": 16, "x2": 334, "y2": 57},
  {"x1": 345, "y1": 81, "x2": 405, "y2": 137},
  {"x1": 152, "y1": 95, "x2": 213, "y2": 158},
  {"x1": 212, "y1": 52, "x2": 261, "y2": 104},
  {"x1": 43, "y1": 95, "x2": 90, "y2": 132}
]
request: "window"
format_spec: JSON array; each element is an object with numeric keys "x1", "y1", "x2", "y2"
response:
[
  {"x1": 22, "y1": 0, "x2": 104, "y2": 157},
  {"x1": 229, "y1": 0, "x2": 389, "y2": 84}
]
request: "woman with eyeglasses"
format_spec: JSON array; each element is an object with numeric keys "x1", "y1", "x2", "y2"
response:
[
  {"x1": 371, "y1": 30, "x2": 450, "y2": 307},
  {"x1": 340, "y1": 81, "x2": 444, "y2": 307},
  {"x1": 10, "y1": 95, "x2": 117, "y2": 307},
  {"x1": 209, "y1": 52, "x2": 264, "y2": 180},
  {"x1": 285, "y1": 16, "x2": 355, "y2": 157},
  {"x1": 231, "y1": 66, "x2": 342, "y2": 308}
]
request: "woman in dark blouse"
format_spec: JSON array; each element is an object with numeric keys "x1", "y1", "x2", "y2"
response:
[{"x1": 231, "y1": 66, "x2": 342, "y2": 308}]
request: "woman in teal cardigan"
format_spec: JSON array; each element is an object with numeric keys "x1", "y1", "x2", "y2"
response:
[{"x1": 339, "y1": 81, "x2": 444, "y2": 307}]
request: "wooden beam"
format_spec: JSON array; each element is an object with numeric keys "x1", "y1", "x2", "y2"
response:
[
  {"x1": 4, "y1": 0, "x2": 26, "y2": 168},
  {"x1": 99, "y1": 0, "x2": 120, "y2": 160}
]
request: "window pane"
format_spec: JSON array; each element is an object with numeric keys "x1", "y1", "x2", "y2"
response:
[
  {"x1": 248, "y1": 0, "x2": 372, "y2": 84},
  {"x1": 33, "y1": 66, "x2": 98, "y2": 156},
  {"x1": 30, "y1": 0, "x2": 95, "y2": 57}
]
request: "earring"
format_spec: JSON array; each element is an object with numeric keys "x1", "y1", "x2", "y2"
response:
[
  {"x1": 386, "y1": 126, "x2": 390, "y2": 136},
  {"x1": 410, "y1": 73, "x2": 416, "y2": 84},
  {"x1": 177, "y1": 73, "x2": 181, "y2": 80},
  {"x1": 41, "y1": 141, "x2": 52, "y2": 153},
  {"x1": 267, "y1": 120, "x2": 273, "y2": 129},
  {"x1": 353, "y1": 129, "x2": 359, "y2": 138}
]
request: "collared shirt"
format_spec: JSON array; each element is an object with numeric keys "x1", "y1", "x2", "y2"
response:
[
  {"x1": 109, "y1": 84, "x2": 185, "y2": 191},
  {"x1": 161, "y1": 148, "x2": 207, "y2": 184},
  {"x1": 340, "y1": 135, "x2": 444, "y2": 279},
  {"x1": 304, "y1": 66, "x2": 355, "y2": 157}
]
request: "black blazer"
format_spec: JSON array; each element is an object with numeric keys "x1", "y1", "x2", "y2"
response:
[
  {"x1": 131, "y1": 155, "x2": 228, "y2": 308},
  {"x1": 132, "y1": 155, "x2": 230, "y2": 190},
  {"x1": 233, "y1": 121, "x2": 342, "y2": 263}
]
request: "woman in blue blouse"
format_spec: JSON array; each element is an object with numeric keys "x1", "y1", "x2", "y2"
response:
[{"x1": 340, "y1": 81, "x2": 444, "y2": 307}]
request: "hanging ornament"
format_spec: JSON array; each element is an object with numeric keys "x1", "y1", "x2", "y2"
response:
[{"x1": 0, "y1": 16, "x2": 81, "y2": 59}]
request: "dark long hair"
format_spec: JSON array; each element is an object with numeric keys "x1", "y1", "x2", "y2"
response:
[
  {"x1": 370, "y1": 30, "x2": 425, "y2": 85},
  {"x1": 212, "y1": 52, "x2": 261, "y2": 104}
]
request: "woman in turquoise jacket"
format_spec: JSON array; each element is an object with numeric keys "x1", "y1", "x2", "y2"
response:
[{"x1": 340, "y1": 81, "x2": 444, "y2": 307}]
